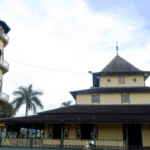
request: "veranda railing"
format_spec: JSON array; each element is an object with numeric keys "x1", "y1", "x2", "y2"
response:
[
  {"x1": 0, "y1": 32, "x2": 9, "y2": 45},
  {"x1": 0, "y1": 138, "x2": 127, "y2": 149},
  {"x1": 0, "y1": 58, "x2": 9, "y2": 71}
]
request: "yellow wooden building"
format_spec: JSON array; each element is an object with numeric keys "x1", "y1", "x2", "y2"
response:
[{"x1": 0, "y1": 28, "x2": 150, "y2": 150}]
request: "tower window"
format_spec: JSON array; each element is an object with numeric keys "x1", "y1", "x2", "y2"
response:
[
  {"x1": 107, "y1": 79, "x2": 111, "y2": 82},
  {"x1": 119, "y1": 76, "x2": 125, "y2": 84},
  {"x1": 121, "y1": 93, "x2": 130, "y2": 104},
  {"x1": 92, "y1": 94, "x2": 100, "y2": 103},
  {"x1": 133, "y1": 78, "x2": 137, "y2": 82}
]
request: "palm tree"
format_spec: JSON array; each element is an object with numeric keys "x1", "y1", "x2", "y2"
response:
[
  {"x1": 11, "y1": 84, "x2": 44, "y2": 116},
  {"x1": 61, "y1": 101, "x2": 72, "y2": 107}
]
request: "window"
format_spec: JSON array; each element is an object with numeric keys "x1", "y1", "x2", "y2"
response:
[
  {"x1": 133, "y1": 78, "x2": 137, "y2": 82},
  {"x1": 92, "y1": 94, "x2": 100, "y2": 103},
  {"x1": 119, "y1": 76, "x2": 125, "y2": 84},
  {"x1": 107, "y1": 79, "x2": 111, "y2": 82},
  {"x1": 121, "y1": 93, "x2": 130, "y2": 104}
]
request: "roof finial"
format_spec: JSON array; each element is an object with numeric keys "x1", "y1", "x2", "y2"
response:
[{"x1": 116, "y1": 41, "x2": 119, "y2": 55}]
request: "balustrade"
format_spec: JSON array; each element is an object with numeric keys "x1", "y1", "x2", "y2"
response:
[
  {"x1": 0, "y1": 138, "x2": 126, "y2": 149},
  {"x1": 0, "y1": 59, "x2": 9, "y2": 73},
  {"x1": 0, "y1": 32, "x2": 9, "y2": 46}
]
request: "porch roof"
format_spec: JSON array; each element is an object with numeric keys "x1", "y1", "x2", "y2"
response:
[
  {"x1": 1, "y1": 105, "x2": 150, "y2": 123},
  {"x1": 1, "y1": 113, "x2": 150, "y2": 124},
  {"x1": 38, "y1": 104, "x2": 150, "y2": 114}
]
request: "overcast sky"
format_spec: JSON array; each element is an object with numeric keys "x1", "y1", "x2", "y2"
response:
[{"x1": 0, "y1": 0, "x2": 150, "y2": 117}]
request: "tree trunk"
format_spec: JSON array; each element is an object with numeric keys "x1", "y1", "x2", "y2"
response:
[{"x1": 25, "y1": 104, "x2": 28, "y2": 116}]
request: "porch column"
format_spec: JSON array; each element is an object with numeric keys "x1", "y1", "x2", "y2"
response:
[
  {"x1": 0, "y1": 127, "x2": 2, "y2": 147},
  {"x1": 126, "y1": 124, "x2": 129, "y2": 150},
  {"x1": 30, "y1": 124, "x2": 33, "y2": 148},
  {"x1": 27, "y1": 127, "x2": 29, "y2": 138},
  {"x1": 61, "y1": 124, "x2": 64, "y2": 148},
  {"x1": 92, "y1": 124, "x2": 95, "y2": 146}
]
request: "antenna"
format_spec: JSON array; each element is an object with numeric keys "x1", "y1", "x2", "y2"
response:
[{"x1": 116, "y1": 41, "x2": 119, "y2": 55}]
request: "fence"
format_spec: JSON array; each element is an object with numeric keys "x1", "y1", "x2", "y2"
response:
[{"x1": 0, "y1": 138, "x2": 127, "y2": 149}]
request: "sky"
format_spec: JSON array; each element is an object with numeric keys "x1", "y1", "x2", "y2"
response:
[{"x1": 0, "y1": 0, "x2": 150, "y2": 116}]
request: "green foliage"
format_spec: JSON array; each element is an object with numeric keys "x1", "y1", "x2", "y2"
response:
[
  {"x1": 11, "y1": 84, "x2": 44, "y2": 116},
  {"x1": 61, "y1": 100, "x2": 72, "y2": 107},
  {"x1": 0, "y1": 102, "x2": 14, "y2": 118}
]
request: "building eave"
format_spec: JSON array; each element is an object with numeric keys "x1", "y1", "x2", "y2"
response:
[
  {"x1": 0, "y1": 20, "x2": 11, "y2": 34},
  {"x1": 70, "y1": 87, "x2": 150, "y2": 100}
]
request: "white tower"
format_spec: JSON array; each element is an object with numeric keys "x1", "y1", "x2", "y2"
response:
[{"x1": 0, "y1": 20, "x2": 11, "y2": 103}]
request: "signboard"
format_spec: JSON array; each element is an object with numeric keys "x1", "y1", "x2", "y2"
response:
[{"x1": 0, "y1": 123, "x2": 5, "y2": 126}]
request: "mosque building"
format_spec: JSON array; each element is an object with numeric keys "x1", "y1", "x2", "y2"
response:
[{"x1": 0, "y1": 20, "x2": 150, "y2": 150}]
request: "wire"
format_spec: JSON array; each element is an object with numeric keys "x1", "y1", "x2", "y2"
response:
[{"x1": 6, "y1": 58, "x2": 87, "y2": 74}]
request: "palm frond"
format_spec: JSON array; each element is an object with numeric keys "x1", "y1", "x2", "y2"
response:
[
  {"x1": 12, "y1": 91, "x2": 24, "y2": 96},
  {"x1": 13, "y1": 98, "x2": 25, "y2": 113},
  {"x1": 26, "y1": 100, "x2": 32, "y2": 111},
  {"x1": 61, "y1": 101, "x2": 72, "y2": 107},
  {"x1": 11, "y1": 97, "x2": 22, "y2": 105},
  {"x1": 27, "y1": 84, "x2": 33, "y2": 98},
  {"x1": 18, "y1": 86, "x2": 27, "y2": 94},
  {"x1": 32, "y1": 91, "x2": 43, "y2": 97},
  {"x1": 67, "y1": 101, "x2": 72, "y2": 105},
  {"x1": 31, "y1": 103, "x2": 37, "y2": 114},
  {"x1": 32, "y1": 96, "x2": 43, "y2": 109}
]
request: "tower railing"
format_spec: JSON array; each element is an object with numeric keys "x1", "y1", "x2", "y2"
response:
[
  {"x1": 0, "y1": 59, "x2": 9, "y2": 70},
  {"x1": 0, "y1": 32, "x2": 9, "y2": 46},
  {"x1": 0, "y1": 92, "x2": 9, "y2": 102}
]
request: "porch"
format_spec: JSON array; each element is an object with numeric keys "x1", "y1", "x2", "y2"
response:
[
  {"x1": 0, "y1": 122, "x2": 150, "y2": 150},
  {"x1": 0, "y1": 123, "x2": 128, "y2": 150}
]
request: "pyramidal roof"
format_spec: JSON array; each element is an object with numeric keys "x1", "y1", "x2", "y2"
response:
[{"x1": 101, "y1": 55, "x2": 141, "y2": 72}]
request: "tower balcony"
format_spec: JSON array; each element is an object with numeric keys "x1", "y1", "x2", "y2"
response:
[
  {"x1": 0, "y1": 59, "x2": 9, "y2": 74},
  {"x1": 0, "y1": 92, "x2": 9, "y2": 102},
  {"x1": 0, "y1": 32, "x2": 9, "y2": 47}
]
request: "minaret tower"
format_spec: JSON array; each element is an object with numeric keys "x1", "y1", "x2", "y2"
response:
[{"x1": 0, "y1": 20, "x2": 11, "y2": 103}]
